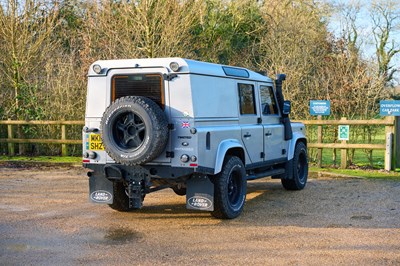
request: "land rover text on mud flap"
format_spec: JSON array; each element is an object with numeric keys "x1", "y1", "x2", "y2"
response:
[{"x1": 83, "y1": 58, "x2": 308, "y2": 219}]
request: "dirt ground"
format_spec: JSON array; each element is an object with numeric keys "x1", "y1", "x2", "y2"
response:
[{"x1": 0, "y1": 165, "x2": 399, "y2": 265}]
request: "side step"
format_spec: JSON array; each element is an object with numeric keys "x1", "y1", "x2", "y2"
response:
[{"x1": 247, "y1": 168, "x2": 285, "y2": 180}]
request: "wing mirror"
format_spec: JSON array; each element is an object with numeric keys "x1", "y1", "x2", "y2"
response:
[{"x1": 282, "y1": 101, "x2": 291, "y2": 115}]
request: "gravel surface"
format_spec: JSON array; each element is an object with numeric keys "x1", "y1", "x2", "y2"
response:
[{"x1": 0, "y1": 166, "x2": 399, "y2": 265}]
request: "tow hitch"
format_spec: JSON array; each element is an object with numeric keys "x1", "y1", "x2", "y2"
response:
[{"x1": 126, "y1": 179, "x2": 145, "y2": 209}]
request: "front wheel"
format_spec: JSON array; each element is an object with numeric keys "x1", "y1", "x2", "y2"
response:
[
  {"x1": 212, "y1": 156, "x2": 246, "y2": 219},
  {"x1": 281, "y1": 141, "x2": 308, "y2": 190}
]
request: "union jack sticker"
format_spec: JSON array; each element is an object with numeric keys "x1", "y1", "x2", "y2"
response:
[{"x1": 181, "y1": 121, "x2": 190, "y2": 128}]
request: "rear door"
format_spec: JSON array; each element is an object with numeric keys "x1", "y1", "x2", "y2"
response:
[{"x1": 107, "y1": 67, "x2": 172, "y2": 163}]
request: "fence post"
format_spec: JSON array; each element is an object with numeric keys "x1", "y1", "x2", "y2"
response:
[
  {"x1": 61, "y1": 121, "x2": 67, "y2": 156},
  {"x1": 7, "y1": 118, "x2": 15, "y2": 156},
  {"x1": 317, "y1": 115, "x2": 323, "y2": 167},
  {"x1": 385, "y1": 116, "x2": 394, "y2": 171},
  {"x1": 385, "y1": 133, "x2": 393, "y2": 171},
  {"x1": 394, "y1": 116, "x2": 400, "y2": 169},
  {"x1": 340, "y1": 117, "x2": 347, "y2": 169}
]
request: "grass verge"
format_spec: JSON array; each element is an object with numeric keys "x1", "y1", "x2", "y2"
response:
[
  {"x1": 310, "y1": 166, "x2": 400, "y2": 180},
  {"x1": 0, "y1": 156, "x2": 81, "y2": 164}
]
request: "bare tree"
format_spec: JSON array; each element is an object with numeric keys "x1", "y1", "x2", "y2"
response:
[
  {"x1": 256, "y1": 0, "x2": 332, "y2": 119},
  {"x1": 0, "y1": 0, "x2": 59, "y2": 119},
  {"x1": 370, "y1": 0, "x2": 400, "y2": 85},
  {"x1": 80, "y1": 0, "x2": 203, "y2": 64}
]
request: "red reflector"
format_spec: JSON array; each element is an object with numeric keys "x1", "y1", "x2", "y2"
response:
[
  {"x1": 190, "y1": 163, "x2": 198, "y2": 167},
  {"x1": 83, "y1": 159, "x2": 90, "y2": 163}
]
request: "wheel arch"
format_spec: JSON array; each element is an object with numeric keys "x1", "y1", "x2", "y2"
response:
[
  {"x1": 214, "y1": 139, "x2": 245, "y2": 175},
  {"x1": 287, "y1": 133, "x2": 307, "y2": 161}
]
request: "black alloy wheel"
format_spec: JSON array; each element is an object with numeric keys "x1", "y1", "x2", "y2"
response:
[
  {"x1": 281, "y1": 141, "x2": 308, "y2": 190},
  {"x1": 112, "y1": 112, "x2": 146, "y2": 151},
  {"x1": 212, "y1": 156, "x2": 247, "y2": 219}
]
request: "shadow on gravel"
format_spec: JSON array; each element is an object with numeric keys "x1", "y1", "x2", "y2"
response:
[
  {"x1": 132, "y1": 206, "x2": 211, "y2": 219},
  {"x1": 87, "y1": 177, "x2": 400, "y2": 229},
  {"x1": 233, "y1": 178, "x2": 400, "y2": 229},
  {"x1": 81, "y1": 227, "x2": 144, "y2": 245}
]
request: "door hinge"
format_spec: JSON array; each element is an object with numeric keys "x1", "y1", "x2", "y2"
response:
[
  {"x1": 166, "y1": 151, "x2": 175, "y2": 158},
  {"x1": 168, "y1": 124, "x2": 174, "y2": 130},
  {"x1": 163, "y1": 73, "x2": 178, "y2": 81},
  {"x1": 260, "y1": 152, "x2": 265, "y2": 159},
  {"x1": 257, "y1": 117, "x2": 262, "y2": 124},
  {"x1": 282, "y1": 149, "x2": 286, "y2": 155}
]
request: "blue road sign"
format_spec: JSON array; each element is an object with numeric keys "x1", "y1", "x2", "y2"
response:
[
  {"x1": 310, "y1": 100, "x2": 330, "y2": 116},
  {"x1": 380, "y1": 100, "x2": 400, "y2": 116}
]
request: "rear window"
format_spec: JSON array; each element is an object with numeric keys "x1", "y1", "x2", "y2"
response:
[{"x1": 112, "y1": 74, "x2": 164, "y2": 108}]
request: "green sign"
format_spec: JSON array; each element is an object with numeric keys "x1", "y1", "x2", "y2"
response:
[{"x1": 338, "y1": 125, "x2": 349, "y2": 140}]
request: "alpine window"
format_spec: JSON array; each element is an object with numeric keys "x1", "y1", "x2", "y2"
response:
[{"x1": 238, "y1": 83, "x2": 256, "y2": 115}]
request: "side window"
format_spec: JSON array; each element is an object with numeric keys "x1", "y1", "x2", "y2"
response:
[
  {"x1": 260, "y1": 86, "x2": 278, "y2": 115},
  {"x1": 238, "y1": 83, "x2": 256, "y2": 115}
]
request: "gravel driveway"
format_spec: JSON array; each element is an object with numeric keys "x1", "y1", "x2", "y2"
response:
[{"x1": 0, "y1": 165, "x2": 399, "y2": 265}]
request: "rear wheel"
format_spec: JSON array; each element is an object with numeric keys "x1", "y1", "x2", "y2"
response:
[
  {"x1": 281, "y1": 142, "x2": 308, "y2": 190},
  {"x1": 109, "y1": 182, "x2": 132, "y2": 212},
  {"x1": 172, "y1": 183, "x2": 186, "y2": 196},
  {"x1": 108, "y1": 182, "x2": 144, "y2": 212},
  {"x1": 212, "y1": 156, "x2": 246, "y2": 219}
]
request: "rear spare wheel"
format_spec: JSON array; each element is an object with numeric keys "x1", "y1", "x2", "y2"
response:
[{"x1": 101, "y1": 96, "x2": 168, "y2": 165}]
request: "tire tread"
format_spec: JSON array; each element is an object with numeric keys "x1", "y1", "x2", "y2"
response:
[{"x1": 100, "y1": 96, "x2": 168, "y2": 166}]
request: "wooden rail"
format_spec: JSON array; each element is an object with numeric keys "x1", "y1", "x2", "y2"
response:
[
  {"x1": 0, "y1": 119, "x2": 84, "y2": 156},
  {"x1": 294, "y1": 119, "x2": 394, "y2": 126},
  {"x1": 0, "y1": 117, "x2": 396, "y2": 170}
]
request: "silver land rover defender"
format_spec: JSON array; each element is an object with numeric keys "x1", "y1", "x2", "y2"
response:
[{"x1": 83, "y1": 58, "x2": 308, "y2": 219}]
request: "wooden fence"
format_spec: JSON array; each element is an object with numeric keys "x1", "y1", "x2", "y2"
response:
[
  {"x1": 0, "y1": 117, "x2": 397, "y2": 170},
  {"x1": 293, "y1": 116, "x2": 396, "y2": 171},
  {"x1": 0, "y1": 119, "x2": 84, "y2": 157}
]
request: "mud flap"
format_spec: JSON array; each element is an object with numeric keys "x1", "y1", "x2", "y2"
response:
[
  {"x1": 89, "y1": 173, "x2": 114, "y2": 204},
  {"x1": 186, "y1": 175, "x2": 214, "y2": 211}
]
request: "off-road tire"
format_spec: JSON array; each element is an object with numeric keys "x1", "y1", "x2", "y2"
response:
[
  {"x1": 212, "y1": 156, "x2": 247, "y2": 219},
  {"x1": 108, "y1": 182, "x2": 145, "y2": 212},
  {"x1": 172, "y1": 184, "x2": 186, "y2": 196},
  {"x1": 281, "y1": 142, "x2": 308, "y2": 190},
  {"x1": 108, "y1": 182, "x2": 133, "y2": 212},
  {"x1": 100, "y1": 96, "x2": 168, "y2": 165}
]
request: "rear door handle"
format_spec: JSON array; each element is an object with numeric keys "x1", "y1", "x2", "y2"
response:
[
  {"x1": 265, "y1": 132, "x2": 272, "y2": 136},
  {"x1": 244, "y1": 133, "x2": 252, "y2": 138}
]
